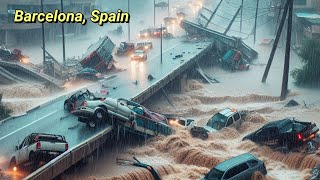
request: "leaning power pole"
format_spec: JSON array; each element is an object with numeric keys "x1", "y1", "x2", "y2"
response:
[
  {"x1": 224, "y1": 7, "x2": 241, "y2": 35},
  {"x1": 61, "y1": 0, "x2": 66, "y2": 64},
  {"x1": 154, "y1": 0, "x2": 156, "y2": 26},
  {"x1": 204, "y1": 0, "x2": 223, "y2": 28},
  {"x1": 128, "y1": 0, "x2": 130, "y2": 41},
  {"x1": 280, "y1": 0, "x2": 293, "y2": 100},
  {"x1": 41, "y1": 0, "x2": 46, "y2": 65},
  {"x1": 262, "y1": 0, "x2": 290, "y2": 83},
  {"x1": 253, "y1": 0, "x2": 259, "y2": 44},
  {"x1": 240, "y1": 0, "x2": 244, "y2": 33}
]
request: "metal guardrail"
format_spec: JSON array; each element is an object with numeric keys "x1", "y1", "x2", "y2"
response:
[
  {"x1": 131, "y1": 42, "x2": 214, "y2": 104},
  {"x1": 24, "y1": 126, "x2": 113, "y2": 180}
]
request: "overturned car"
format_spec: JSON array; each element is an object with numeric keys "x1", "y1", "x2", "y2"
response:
[
  {"x1": 243, "y1": 118, "x2": 319, "y2": 152},
  {"x1": 64, "y1": 89, "x2": 106, "y2": 112},
  {"x1": 219, "y1": 49, "x2": 249, "y2": 71}
]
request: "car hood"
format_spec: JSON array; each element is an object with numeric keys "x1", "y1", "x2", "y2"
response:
[{"x1": 203, "y1": 126, "x2": 217, "y2": 133}]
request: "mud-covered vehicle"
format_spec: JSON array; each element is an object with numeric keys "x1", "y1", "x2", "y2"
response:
[
  {"x1": 191, "y1": 108, "x2": 245, "y2": 139},
  {"x1": 202, "y1": 153, "x2": 267, "y2": 180},
  {"x1": 64, "y1": 89, "x2": 105, "y2": 112},
  {"x1": 243, "y1": 118, "x2": 319, "y2": 152},
  {"x1": 72, "y1": 98, "x2": 173, "y2": 136},
  {"x1": 219, "y1": 49, "x2": 250, "y2": 71},
  {"x1": 164, "y1": 114, "x2": 195, "y2": 130}
]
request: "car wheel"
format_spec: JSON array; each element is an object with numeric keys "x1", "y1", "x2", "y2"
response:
[
  {"x1": 29, "y1": 151, "x2": 36, "y2": 163},
  {"x1": 93, "y1": 108, "x2": 105, "y2": 126},
  {"x1": 64, "y1": 102, "x2": 73, "y2": 112},
  {"x1": 9, "y1": 158, "x2": 16, "y2": 170},
  {"x1": 87, "y1": 119, "x2": 97, "y2": 128},
  {"x1": 251, "y1": 171, "x2": 264, "y2": 180}
]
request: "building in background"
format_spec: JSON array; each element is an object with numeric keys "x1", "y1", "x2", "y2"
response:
[
  {"x1": 268, "y1": 0, "x2": 320, "y2": 47},
  {"x1": 0, "y1": 0, "x2": 96, "y2": 46}
]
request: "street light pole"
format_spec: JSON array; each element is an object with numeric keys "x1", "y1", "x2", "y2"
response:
[
  {"x1": 61, "y1": 0, "x2": 66, "y2": 64},
  {"x1": 167, "y1": 0, "x2": 170, "y2": 16},
  {"x1": 128, "y1": 0, "x2": 130, "y2": 41},
  {"x1": 41, "y1": 0, "x2": 46, "y2": 65},
  {"x1": 154, "y1": 0, "x2": 156, "y2": 26},
  {"x1": 160, "y1": 24, "x2": 163, "y2": 64}
]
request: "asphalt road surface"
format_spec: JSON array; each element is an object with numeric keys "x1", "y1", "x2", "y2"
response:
[{"x1": 0, "y1": 38, "x2": 211, "y2": 170}]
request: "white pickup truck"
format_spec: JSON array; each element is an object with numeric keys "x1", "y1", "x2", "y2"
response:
[{"x1": 9, "y1": 133, "x2": 68, "y2": 170}]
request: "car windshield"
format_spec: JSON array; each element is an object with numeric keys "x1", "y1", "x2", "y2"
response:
[
  {"x1": 205, "y1": 168, "x2": 224, "y2": 180},
  {"x1": 207, "y1": 113, "x2": 228, "y2": 130}
]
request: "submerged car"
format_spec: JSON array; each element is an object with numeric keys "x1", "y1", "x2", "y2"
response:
[
  {"x1": 76, "y1": 68, "x2": 103, "y2": 81},
  {"x1": 243, "y1": 118, "x2": 319, "y2": 151},
  {"x1": 164, "y1": 114, "x2": 195, "y2": 130},
  {"x1": 64, "y1": 89, "x2": 105, "y2": 112},
  {"x1": 190, "y1": 108, "x2": 243, "y2": 139},
  {"x1": 219, "y1": 49, "x2": 250, "y2": 71},
  {"x1": 202, "y1": 153, "x2": 267, "y2": 180},
  {"x1": 72, "y1": 98, "x2": 173, "y2": 136},
  {"x1": 131, "y1": 49, "x2": 147, "y2": 61}
]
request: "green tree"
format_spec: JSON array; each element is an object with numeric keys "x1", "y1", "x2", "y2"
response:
[
  {"x1": 0, "y1": 93, "x2": 12, "y2": 120},
  {"x1": 291, "y1": 39, "x2": 320, "y2": 86}
]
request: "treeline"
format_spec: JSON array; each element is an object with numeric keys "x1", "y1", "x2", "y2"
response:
[
  {"x1": 0, "y1": 93, "x2": 12, "y2": 120},
  {"x1": 292, "y1": 39, "x2": 320, "y2": 87}
]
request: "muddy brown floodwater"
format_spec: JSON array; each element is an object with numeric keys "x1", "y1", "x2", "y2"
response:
[{"x1": 62, "y1": 78, "x2": 320, "y2": 180}]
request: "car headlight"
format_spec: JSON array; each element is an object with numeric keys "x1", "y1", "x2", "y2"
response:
[{"x1": 144, "y1": 33, "x2": 148, "y2": 36}]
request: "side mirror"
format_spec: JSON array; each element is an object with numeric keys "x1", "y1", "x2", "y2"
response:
[{"x1": 15, "y1": 146, "x2": 18, "y2": 150}]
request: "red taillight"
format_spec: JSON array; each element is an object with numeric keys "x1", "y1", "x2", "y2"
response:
[
  {"x1": 297, "y1": 133, "x2": 303, "y2": 141},
  {"x1": 81, "y1": 101, "x2": 87, "y2": 106},
  {"x1": 36, "y1": 142, "x2": 41, "y2": 150},
  {"x1": 65, "y1": 143, "x2": 68, "y2": 150}
]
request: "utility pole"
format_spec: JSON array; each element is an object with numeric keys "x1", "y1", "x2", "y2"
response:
[
  {"x1": 224, "y1": 7, "x2": 241, "y2": 35},
  {"x1": 262, "y1": 0, "x2": 290, "y2": 83},
  {"x1": 253, "y1": 0, "x2": 259, "y2": 44},
  {"x1": 168, "y1": 0, "x2": 170, "y2": 16},
  {"x1": 280, "y1": 0, "x2": 293, "y2": 100},
  {"x1": 160, "y1": 24, "x2": 163, "y2": 64},
  {"x1": 154, "y1": 0, "x2": 156, "y2": 26},
  {"x1": 204, "y1": 0, "x2": 223, "y2": 28},
  {"x1": 128, "y1": 0, "x2": 130, "y2": 41},
  {"x1": 240, "y1": 0, "x2": 244, "y2": 33},
  {"x1": 61, "y1": 0, "x2": 66, "y2": 64},
  {"x1": 41, "y1": 0, "x2": 46, "y2": 65}
]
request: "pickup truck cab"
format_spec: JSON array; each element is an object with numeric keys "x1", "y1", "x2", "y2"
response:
[
  {"x1": 9, "y1": 133, "x2": 68, "y2": 170},
  {"x1": 204, "y1": 108, "x2": 242, "y2": 132}
]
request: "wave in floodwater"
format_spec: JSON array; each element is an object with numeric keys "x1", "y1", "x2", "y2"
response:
[{"x1": 0, "y1": 84, "x2": 52, "y2": 98}]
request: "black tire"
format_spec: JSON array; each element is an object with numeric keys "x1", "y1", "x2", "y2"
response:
[
  {"x1": 64, "y1": 101, "x2": 73, "y2": 112},
  {"x1": 29, "y1": 151, "x2": 36, "y2": 162},
  {"x1": 89, "y1": 108, "x2": 106, "y2": 128},
  {"x1": 87, "y1": 118, "x2": 97, "y2": 129},
  {"x1": 9, "y1": 157, "x2": 16, "y2": 170}
]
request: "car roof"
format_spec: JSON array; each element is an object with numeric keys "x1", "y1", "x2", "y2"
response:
[
  {"x1": 261, "y1": 118, "x2": 308, "y2": 132},
  {"x1": 219, "y1": 108, "x2": 236, "y2": 117},
  {"x1": 215, "y1": 153, "x2": 257, "y2": 171}
]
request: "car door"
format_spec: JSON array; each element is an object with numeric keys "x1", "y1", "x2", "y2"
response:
[
  {"x1": 225, "y1": 116, "x2": 234, "y2": 128},
  {"x1": 17, "y1": 136, "x2": 29, "y2": 164},
  {"x1": 233, "y1": 112, "x2": 241, "y2": 129}
]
